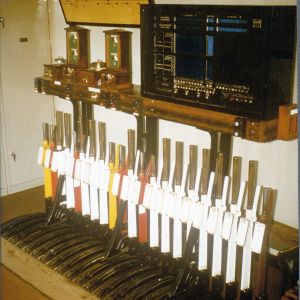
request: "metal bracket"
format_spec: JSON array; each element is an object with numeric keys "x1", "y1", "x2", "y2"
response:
[{"x1": 233, "y1": 117, "x2": 246, "y2": 138}]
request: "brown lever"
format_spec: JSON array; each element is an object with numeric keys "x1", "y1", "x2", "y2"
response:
[
  {"x1": 88, "y1": 119, "x2": 96, "y2": 158},
  {"x1": 49, "y1": 125, "x2": 57, "y2": 147},
  {"x1": 138, "y1": 151, "x2": 146, "y2": 177},
  {"x1": 188, "y1": 145, "x2": 198, "y2": 191},
  {"x1": 42, "y1": 123, "x2": 49, "y2": 144},
  {"x1": 109, "y1": 142, "x2": 115, "y2": 164},
  {"x1": 162, "y1": 138, "x2": 171, "y2": 182},
  {"x1": 99, "y1": 122, "x2": 106, "y2": 161},
  {"x1": 55, "y1": 111, "x2": 63, "y2": 147},
  {"x1": 78, "y1": 116, "x2": 85, "y2": 153},
  {"x1": 63, "y1": 113, "x2": 72, "y2": 149},
  {"x1": 201, "y1": 148, "x2": 210, "y2": 195},
  {"x1": 231, "y1": 156, "x2": 242, "y2": 205},
  {"x1": 174, "y1": 141, "x2": 184, "y2": 186},
  {"x1": 119, "y1": 145, "x2": 126, "y2": 170},
  {"x1": 214, "y1": 152, "x2": 224, "y2": 199},
  {"x1": 127, "y1": 129, "x2": 135, "y2": 170},
  {"x1": 254, "y1": 188, "x2": 275, "y2": 299},
  {"x1": 247, "y1": 160, "x2": 258, "y2": 209}
]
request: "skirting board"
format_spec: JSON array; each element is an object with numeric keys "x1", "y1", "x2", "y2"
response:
[{"x1": 1, "y1": 238, "x2": 98, "y2": 300}]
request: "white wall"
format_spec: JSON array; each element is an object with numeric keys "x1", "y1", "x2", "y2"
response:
[
  {"x1": 0, "y1": 0, "x2": 54, "y2": 195},
  {"x1": 48, "y1": 1, "x2": 298, "y2": 228}
]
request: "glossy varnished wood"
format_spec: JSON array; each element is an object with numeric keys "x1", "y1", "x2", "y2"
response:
[{"x1": 35, "y1": 77, "x2": 297, "y2": 142}]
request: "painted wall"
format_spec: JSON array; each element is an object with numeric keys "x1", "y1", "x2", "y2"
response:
[
  {"x1": 48, "y1": 0, "x2": 298, "y2": 228},
  {"x1": 0, "y1": 0, "x2": 54, "y2": 195}
]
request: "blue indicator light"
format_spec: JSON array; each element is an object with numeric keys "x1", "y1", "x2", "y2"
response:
[
  {"x1": 218, "y1": 27, "x2": 247, "y2": 33},
  {"x1": 219, "y1": 18, "x2": 247, "y2": 24},
  {"x1": 207, "y1": 17, "x2": 214, "y2": 23},
  {"x1": 207, "y1": 35, "x2": 214, "y2": 56},
  {"x1": 207, "y1": 26, "x2": 214, "y2": 31}
]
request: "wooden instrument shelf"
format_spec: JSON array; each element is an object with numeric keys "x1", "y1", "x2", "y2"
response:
[{"x1": 35, "y1": 77, "x2": 298, "y2": 142}]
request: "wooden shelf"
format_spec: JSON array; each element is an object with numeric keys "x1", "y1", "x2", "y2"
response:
[{"x1": 35, "y1": 77, "x2": 298, "y2": 142}]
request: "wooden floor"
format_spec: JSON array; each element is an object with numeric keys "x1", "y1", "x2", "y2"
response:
[
  {"x1": 0, "y1": 186, "x2": 48, "y2": 300},
  {"x1": 0, "y1": 185, "x2": 45, "y2": 223},
  {"x1": 0, "y1": 265, "x2": 50, "y2": 300}
]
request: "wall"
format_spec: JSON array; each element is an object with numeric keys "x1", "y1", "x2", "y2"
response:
[
  {"x1": 0, "y1": 0, "x2": 54, "y2": 195},
  {"x1": 48, "y1": 0, "x2": 298, "y2": 228}
]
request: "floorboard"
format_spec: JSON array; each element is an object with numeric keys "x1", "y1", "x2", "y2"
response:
[{"x1": 0, "y1": 265, "x2": 50, "y2": 300}]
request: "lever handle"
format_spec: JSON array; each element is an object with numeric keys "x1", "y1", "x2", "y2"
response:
[
  {"x1": 188, "y1": 145, "x2": 198, "y2": 190},
  {"x1": 99, "y1": 122, "x2": 106, "y2": 160},
  {"x1": 127, "y1": 129, "x2": 135, "y2": 169},
  {"x1": 42, "y1": 123, "x2": 49, "y2": 144},
  {"x1": 247, "y1": 160, "x2": 258, "y2": 209},
  {"x1": 231, "y1": 156, "x2": 242, "y2": 205},
  {"x1": 174, "y1": 141, "x2": 184, "y2": 186},
  {"x1": 88, "y1": 120, "x2": 96, "y2": 158},
  {"x1": 109, "y1": 142, "x2": 115, "y2": 164},
  {"x1": 215, "y1": 152, "x2": 224, "y2": 199},
  {"x1": 201, "y1": 148, "x2": 210, "y2": 195},
  {"x1": 162, "y1": 138, "x2": 170, "y2": 182}
]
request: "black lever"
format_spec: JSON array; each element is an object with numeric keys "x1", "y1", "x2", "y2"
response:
[{"x1": 45, "y1": 175, "x2": 66, "y2": 227}]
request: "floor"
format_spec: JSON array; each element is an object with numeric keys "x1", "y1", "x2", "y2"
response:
[
  {"x1": 0, "y1": 186, "x2": 45, "y2": 224},
  {"x1": 0, "y1": 186, "x2": 49, "y2": 300},
  {"x1": 0, "y1": 266, "x2": 50, "y2": 300}
]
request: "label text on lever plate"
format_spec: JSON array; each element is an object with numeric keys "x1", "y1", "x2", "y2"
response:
[
  {"x1": 50, "y1": 151, "x2": 59, "y2": 172},
  {"x1": 236, "y1": 217, "x2": 249, "y2": 246},
  {"x1": 54, "y1": 81, "x2": 61, "y2": 86},
  {"x1": 73, "y1": 159, "x2": 82, "y2": 181},
  {"x1": 180, "y1": 197, "x2": 192, "y2": 224},
  {"x1": 154, "y1": 188, "x2": 164, "y2": 213},
  {"x1": 173, "y1": 194, "x2": 183, "y2": 219},
  {"x1": 57, "y1": 151, "x2": 67, "y2": 175},
  {"x1": 162, "y1": 191, "x2": 173, "y2": 216},
  {"x1": 101, "y1": 168, "x2": 110, "y2": 191},
  {"x1": 120, "y1": 175, "x2": 130, "y2": 201},
  {"x1": 37, "y1": 146, "x2": 44, "y2": 165},
  {"x1": 133, "y1": 181, "x2": 142, "y2": 204},
  {"x1": 222, "y1": 211, "x2": 234, "y2": 240},
  {"x1": 81, "y1": 161, "x2": 91, "y2": 184},
  {"x1": 251, "y1": 221, "x2": 265, "y2": 253},
  {"x1": 192, "y1": 202, "x2": 204, "y2": 229},
  {"x1": 88, "y1": 87, "x2": 101, "y2": 93},
  {"x1": 90, "y1": 160, "x2": 100, "y2": 187},
  {"x1": 206, "y1": 206, "x2": 219, "y2": 234},
  {"x1": 143, "y1": 183, "x2": 153, "y2": 209},
  {"x1": 112, "y1": 173, "x2": 121, "y2": 196},
  {"x1": 66, "y1": 156, "x2": 75, "y2": 177}
]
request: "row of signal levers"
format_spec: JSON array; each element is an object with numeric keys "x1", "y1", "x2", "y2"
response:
[{"x1": 1, "y1": 110, "x2": 275, "y2": 300}]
